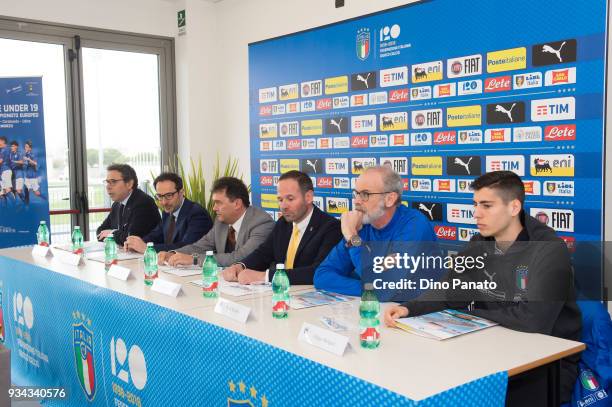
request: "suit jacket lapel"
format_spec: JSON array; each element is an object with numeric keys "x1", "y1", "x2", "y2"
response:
[
  {"x1": 234, "y1": 207, "x2": 251, "y2": 248},
  {"x1": 294, "y1": 207, "x2": 321, "y2": 260},
  {"x1": 172, "y1": 199, "x2": 191, "y2": 241}
]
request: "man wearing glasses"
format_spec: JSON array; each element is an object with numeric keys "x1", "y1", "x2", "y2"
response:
[
  {"x1": 124, "y1": 172, "x2": 212, "y2": 253},
  {"x1": 97, "y1": 164, "x2": 160, "y2": 245},
  {"x1": 314, "y1": 165, "x2": 436, "y2": 296}
]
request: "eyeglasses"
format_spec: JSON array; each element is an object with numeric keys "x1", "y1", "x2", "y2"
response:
[
  {"x1": 352, "y1": 189, "x2": 390, "y2": 202},
  {"x1": 155, "y1": 191, "x2": 179, "y2": 201},
  {"x1": 103, "y1": 178, "x2": 124, "y2": 186}
]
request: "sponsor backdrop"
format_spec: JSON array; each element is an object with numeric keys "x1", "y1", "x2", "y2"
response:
[
  {"x1": 0, "y1": 257, "x2": 508, "y2": 406},
  {"x1": 0, "y1": 77, "x2": 50, "y2": 248},
  {"x1": 249, "y1": 0, "x2": 607, "y2": 245}
]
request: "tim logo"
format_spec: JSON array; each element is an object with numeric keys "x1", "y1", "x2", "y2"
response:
[
  {"x1": 531, "y1": 97, "x2": 575, "y2": 121},
  {"x1": 110, "y1": 337, "x2": 148, "y2": 390},
  {"x1": 486, "y1": 155, "x2": 525, "y2": 176}
]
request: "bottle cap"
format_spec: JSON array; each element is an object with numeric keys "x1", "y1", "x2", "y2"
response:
[
  {"x1": 364, "y1": 283, "x2": 374, "y2": 290},
  {"x1": 147, "y1": 242, "x2": 154, "y2": 246},
  {"x1": 276, "y1": 263, "x2": 285, "y2": 269},
  {"x1": 206, "y1": 250, "x2": 214, "y2": 255},
  {"x1": 74, "y1": 226, "x2": 80, "y2": 230},
  {"x1": 40, "y1": 221, "x2": 46, "y2": 224}
]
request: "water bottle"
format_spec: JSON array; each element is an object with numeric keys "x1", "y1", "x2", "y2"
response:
[
  {"x1": 71, "y1": 226, "x2": 84, "y2": 255},
  {"x1": 359, "y1": 283, "x2": 381, "y2": 349},
  {"x1": 201, "y1": 251, "x2": 218, "y2": 298},
  {"x1": 104, "y1": 236, "x2": 118, "y2": 271},
  {"x1": 143, "y1": 243, "x2": 158, "y2": 286},
  {"x1": 271, "y1": 263, "x2": 290, "y2": 319},
  {"x1": 36, "y1": 221, "x2": 49, "y2": 246}
]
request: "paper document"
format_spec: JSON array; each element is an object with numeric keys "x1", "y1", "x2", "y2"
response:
[
  {"x1": 159, "y1": 265, "x2": 201, "y2": 277},
  {"x1": 290, "y1": 290, "x2": 351, "y2": 309},
  {"x1": 188, "y1": 278, "x2": 272, "y2": 297},
  {"x1": 54, "y1": 241, "x2": 105, "y2": 253},
  {"x1": 395, "y1": 309, "x2": 497, "y2": 340},
  {"x1": 87, "y1": 251, "x2": 142, "y2": 262}
]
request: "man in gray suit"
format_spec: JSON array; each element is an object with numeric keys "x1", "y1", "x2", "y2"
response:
[{"x1": 158, "y1": 177, "x2": 274, "y2": 267}]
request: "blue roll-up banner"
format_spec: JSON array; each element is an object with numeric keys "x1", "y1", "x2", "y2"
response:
[
  {"x1": 0, "y1": 257, "x2": 508, "y2": 405},
  {"x1": 0, "y1": 77, "x2": 50, "y2": 248},
  {"x1": 249, "y1": 0, "x2": 608, "y2": 244}
]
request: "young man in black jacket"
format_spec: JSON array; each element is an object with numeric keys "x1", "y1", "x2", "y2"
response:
[
  {"x1": 223, "y1": 170, "x2": 342, "y2": 285},
  {"x1": 384, "y1": 171, "x2": 581, "y2": 405}
]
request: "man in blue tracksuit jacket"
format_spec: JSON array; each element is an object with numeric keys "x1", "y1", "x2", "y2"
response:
[{"x1": 314, "y1": 165, "x2": 437, "y2": 298}]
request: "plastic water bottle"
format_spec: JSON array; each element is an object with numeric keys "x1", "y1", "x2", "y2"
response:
[
  {"x1": 271, "y1": 263, "x2": 290, "y2": 319},
  {"x1": 71, "y1": 226, "x2": 84, "y2": 254},
  {"x1": 201, "y1": 251, "x2": 218, "y2": 298},
  {"x1": 143, "y1": 243, "x2": 158, "y2": 286},
  {"x1": 359, "y1": 283, "x2": 381, "y2": 349},
  {"x1": 104, "y1": 236, "x2": 118, "y2": 271},
  {"x1": 36, "y1": 221, "x2": 49, "y2": 246}
]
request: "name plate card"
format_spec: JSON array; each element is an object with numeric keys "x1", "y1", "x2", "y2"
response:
[
  {"x1": 151, "y1": 279, "x2": 182, "y2": 297},
  {"x1": 107, "y1": 264, "x2": 131, "y2": 281},
  {"x1": 298, "y1": 322, "x2": 349, "y2": 356},
  {"x1": 214, "y1": 297, "x2": 251, "y2": 323},
  {"x1": 31, "y1": 245, "x2": 51, "y2": 258},
  {"x1": 57, "y1": 251, "x2": 82, "y2": 266}
]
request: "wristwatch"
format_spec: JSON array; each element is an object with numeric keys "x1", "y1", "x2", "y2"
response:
[
  {"x1": 346, "y1": 234, "x2": 362, "y2": 248},
  {"x1": 192, "y1": 253, "x2": 199, "y2": 265}
]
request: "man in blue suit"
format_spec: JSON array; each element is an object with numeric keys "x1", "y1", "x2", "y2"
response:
[{"x1": 124, "y1": 172, "x2": 212, "y2": 253}]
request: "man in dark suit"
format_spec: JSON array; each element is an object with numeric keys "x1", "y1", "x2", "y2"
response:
[
  {"x1": 96, "y1": 164, "x2": 160, "y2": 246},
  {"x1": 223, "y1": 170, "x2": 342, "y2": 285},
  {"x1": 124, "y1": 172, "x2": 212, "y2": 253}
]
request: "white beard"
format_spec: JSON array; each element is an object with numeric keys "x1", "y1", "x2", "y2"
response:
[{"x1": 362, "y1": 199, "x2": 386, "y2": 225}]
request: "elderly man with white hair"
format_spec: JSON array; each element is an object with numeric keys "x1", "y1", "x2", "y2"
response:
[{"x1": 314, "y1": 165, "x2": 436, "y2": 296}]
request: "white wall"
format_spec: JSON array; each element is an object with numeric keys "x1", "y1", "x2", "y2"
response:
[
  {"x1": 0, "y1": 0, "x2": 176, "y2": 36},
  {"x1": 197, "y1": 0, "x2": 419, "y2": 182}
]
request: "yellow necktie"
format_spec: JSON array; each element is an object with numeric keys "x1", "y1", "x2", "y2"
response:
[{"x1": 285, "y1": 225, "x2": 300, "y2": 269}]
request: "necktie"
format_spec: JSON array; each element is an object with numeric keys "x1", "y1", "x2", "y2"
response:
[
  {"x1": 285, "y1": 224, "x2": 300, "y2": 269},
  {"x1": 225, "y1": 225, "x2": 236, "y2": 253},
  {"x1": 118, "y1": 203, "x2": 125, "y2": 229},
  {"x1": 165, "y1": 215, "x2": 176, "y2": 244}
]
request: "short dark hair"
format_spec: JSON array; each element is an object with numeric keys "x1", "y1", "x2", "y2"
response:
[
  {"x1": 212, "y1": 177, "x2": 250, "y2": 207},
  {"x1": 0, "y1": 136, "x2": 6, "y2": 143},
  {"x1": 278, "y1": 170, "x2": 313, "y2": 194},
  {"x1": 25, "y1": 140, "x2": 32, "y2": 148},
  {"x1": 471, "y1": 171, "x2": 525, "y2": 206},
  {"x1": 107, "y1": 163, "x2": 138, "y2": 190},
  {"x1": 154, "y1": 172, "x2": 183, "y2": 191},
  {"x1": 10, "y1": 140, "x2": 18, "y2": 147}
]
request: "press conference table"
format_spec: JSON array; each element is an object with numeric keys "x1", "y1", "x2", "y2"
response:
[{"x1": 0, "y1": 246, "x2": 585, "y2": 406}]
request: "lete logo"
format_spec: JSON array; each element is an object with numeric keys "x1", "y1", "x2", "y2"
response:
[{"x1": 545, "y1": 124, "x2": 576, "y2": 141}]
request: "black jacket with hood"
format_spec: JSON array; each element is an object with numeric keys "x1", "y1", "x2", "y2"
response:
[{"x1": 402, "y1": 211, "x2": 582, "y2": 401}]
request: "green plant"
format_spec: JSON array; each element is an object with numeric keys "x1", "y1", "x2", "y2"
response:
[{"x1": 149, "y1": 154, "x2": 248, "y2": 221}]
